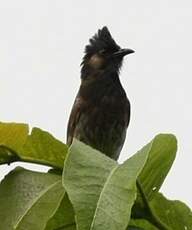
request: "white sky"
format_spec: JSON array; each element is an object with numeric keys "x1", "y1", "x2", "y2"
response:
[{"x1": 0, "y1": 1, "x2": 192, "y2": 207}]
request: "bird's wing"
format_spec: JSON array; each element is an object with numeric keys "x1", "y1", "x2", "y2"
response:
[{"x1": 67, "y1": 96, "x2": 85, "y2": 146}]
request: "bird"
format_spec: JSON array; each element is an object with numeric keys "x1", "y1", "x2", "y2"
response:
[{"x1": 67, "y1": 26, "x2": 134, "y2": 160}]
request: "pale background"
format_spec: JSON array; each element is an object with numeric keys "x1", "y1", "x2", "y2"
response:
[{"x1": 0, "y1": 1, "x2": 191, "y2": 207}]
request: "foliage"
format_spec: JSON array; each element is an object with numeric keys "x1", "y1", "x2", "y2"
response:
[{"x1": 0, "y1": 122, "x2": 191, "y2": 230}]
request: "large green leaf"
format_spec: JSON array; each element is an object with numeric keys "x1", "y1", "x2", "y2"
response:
[
  {"x1": 150, "y1": 193, "x2": 192, "y2": 230},
  {"x1": 19, "y1": 127, "x2": 68, "y2": 168},
  {"x1": 0, "y1": 122, "x2": 68, "y2": 168},
  {"x1": 132, "y1": 134, "x2": 177, "y2": 220},
  {"x1": 0, "y1": 122, "x2": 29, "y2": 151},
  {"x1": 0, "y1": 122, "x2": 29, "y2": 164},
  {"x1": 138, "y1": 134, "x2": 177, "y2": 201},
  {"x1": 45, "y1": 194, "x2": 75, "y2": 230},
  {"x1": 0, "y1": 167, "x2": 64, "y2": 230},
  {"x1": 63, "y1": 139, "x2": 152, "y2": 230}
]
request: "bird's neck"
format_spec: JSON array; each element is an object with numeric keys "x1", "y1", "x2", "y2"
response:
[
  {"x1": 81, "y1": 63, "x2": 121, "y2": 79},
  {"x1": 82, "y1": 61, "x2": 120, "y2": 78},
  {"x1": 81, "y1": 67, "x2": 121, "y2": 86},
  {"x1": 79, "y1": 70, "x2": 125, "y2": 101}
]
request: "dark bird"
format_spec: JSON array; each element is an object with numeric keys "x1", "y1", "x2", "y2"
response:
[{"x1": 67, "y1": 26, "x2": 134, "y2": 160}]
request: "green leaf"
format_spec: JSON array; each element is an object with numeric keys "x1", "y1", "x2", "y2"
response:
[
  {"x1": 63, "y1": 139, "x2": 152, "y2": 230},
  {"x1": 0, "y1": 122, "x2": 68, "y2": 168},
  {"x1": 0, "y1": 122, "x2": 29, "y2": 151},
  {"x1": 132, "y1": 134, "x2": 177, "y2": 219},
  {"x1": 150, "y1": 193, "x2": 192, "y2": 230},
  {"x1": 0, "y1": 122, "x2": 29, "y2": 164},
  {"x1": 0, "y1": 167, "x2": 64, "y2": 230},
  {"x1": 128, "y1": 219, "x2": 159, "y2": 230},
  {"x1": 45, "y1": 194, "x2": 75, "y2": 230},
  {"x1": 138, "y1": 134, "x2": 177, "y2": 201},
  {"x1": 19, "y1": 127, "x2": 68, "y2": 168}
]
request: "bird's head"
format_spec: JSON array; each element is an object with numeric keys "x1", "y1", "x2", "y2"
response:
[{"x1": 81, "y1": 26, "x2": 134, "y2": 79}]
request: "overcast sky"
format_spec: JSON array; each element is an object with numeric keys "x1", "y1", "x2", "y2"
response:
[{"x1": 0, "y1": 0, "x2": 192, "y2": 207}]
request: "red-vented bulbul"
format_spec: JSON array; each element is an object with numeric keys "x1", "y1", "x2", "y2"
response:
[{"x1": 67, "y1": 26, "x2": 134, "y2": 160}]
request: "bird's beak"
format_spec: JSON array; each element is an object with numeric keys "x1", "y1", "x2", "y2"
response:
[{"x1": 112, "y1": 48, "x2": 135, "y2": 58}]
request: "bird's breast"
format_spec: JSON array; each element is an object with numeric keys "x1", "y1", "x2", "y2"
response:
[{"x1": 79, "y1": 76, "x2": 130, "y2": 128}]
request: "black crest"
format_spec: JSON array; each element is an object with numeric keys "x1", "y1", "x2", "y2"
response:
[{"x1": 83, "y1": 26, "x2": 120, "y2": 61}]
